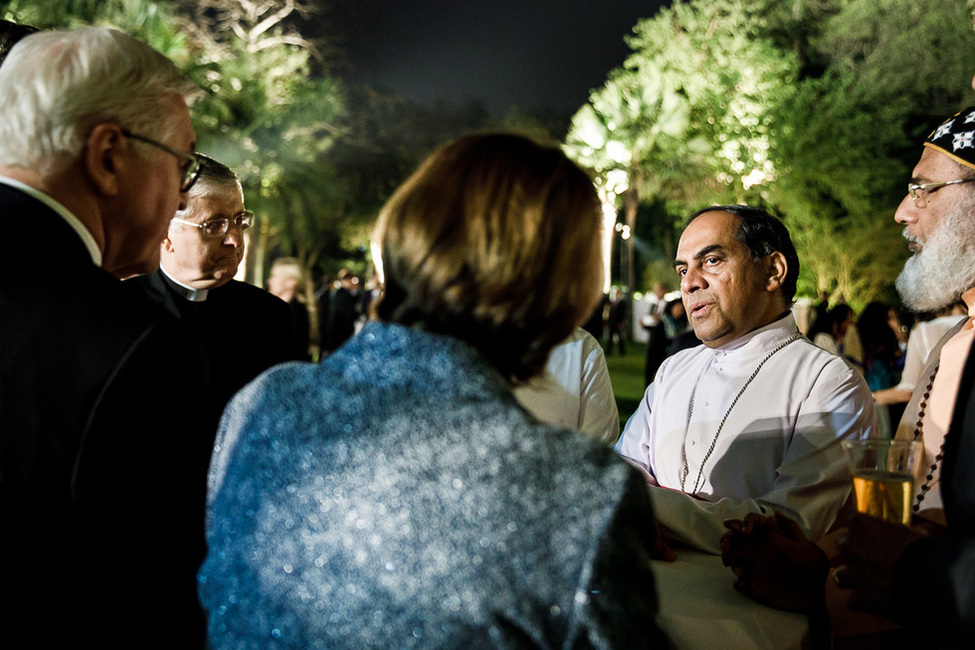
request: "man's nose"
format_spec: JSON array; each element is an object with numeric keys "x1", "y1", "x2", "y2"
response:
[
  {"x1": 223, "y1": 227, "x2": 242, "y2": 246},
  {"x1": 894, "y1": 193, "x2": 918, "y2": 225},
  {"x1": 680, "y1": 268, "x2": 704, "y2": 294}
]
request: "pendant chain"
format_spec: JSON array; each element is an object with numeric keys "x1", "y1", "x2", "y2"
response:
[
  {"x1": 911, "y1": 363, "x2": 944, "y2": 512},
  {"x1": 680, "y1": 332, "x2": 803, "y2": 494}
]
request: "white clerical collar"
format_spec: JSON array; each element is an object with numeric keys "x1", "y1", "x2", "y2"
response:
[
  {"x1": 160, "y1": 265, "x2": 210, "y2": 302},
  {"x1": 711, "y1": 312, "x2": 799, "y2": 354},
  {"x1": 0, "y1": 175, "x2": 102, "y2": 266}
]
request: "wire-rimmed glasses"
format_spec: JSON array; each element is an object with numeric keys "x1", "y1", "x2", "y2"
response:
[
  {"x1": 171, "y1": 212, "x2": 255, "y2": 237},
  {"x1": 907, "y1": 178, "x2": 975, "y2": 207},
  {"x1": 121, "y1": 129, "x2": 202, "y2": 193}
]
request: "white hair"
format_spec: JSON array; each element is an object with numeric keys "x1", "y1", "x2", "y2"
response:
[
  {"x1": 0, "y1": 27, "x2": 200, "y2": 175},
  {"x1": 896, "y1": 183, "x2": 975, "y2": 312}
]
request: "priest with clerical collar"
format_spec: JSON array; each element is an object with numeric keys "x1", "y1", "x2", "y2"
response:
[
  {"x1": 127, "y1": 154, "x2": 299, "y2": 410},
  {"x1": 616, "y1": 204, "x2": 876, "y2": 558}
]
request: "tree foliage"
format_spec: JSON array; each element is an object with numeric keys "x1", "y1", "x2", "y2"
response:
[
  {"x1": 567, "y1": 0, "x2": 797, "y2": 291},
  {"x1": 567, "y1": 0, "x2": 975, "y2": 308},
  {"x1": 1, "y1": 0, "x2": 348, "y2": 287}
]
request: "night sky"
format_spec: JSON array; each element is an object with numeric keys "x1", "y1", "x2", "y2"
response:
[{"x1": 333, "y1": 0, "x2": 672, "y2": 114}]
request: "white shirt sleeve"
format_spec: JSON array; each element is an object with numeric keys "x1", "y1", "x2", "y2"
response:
[
  {"x1": 896, "y1": 329, "x2": 928, "y2": 392},
  {"x1": 576, "y1": 339, "x2": 620, "y2": 445},
  {"x1": 615, "y1": 382, "x2": 655, "y2": 477}
]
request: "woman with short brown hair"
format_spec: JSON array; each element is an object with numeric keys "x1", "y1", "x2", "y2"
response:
[{"x1": 200, "y1": 133, "x2": 668, "y2": 649}]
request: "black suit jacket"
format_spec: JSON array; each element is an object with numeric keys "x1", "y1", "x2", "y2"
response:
[
  {"x1": 0, "y1": 184, "x2": 214, "y2": 647},
  {"x1": 323, "y1": 285, "x2": 357, "y2": 352},
  {"x1": 896, "y1": 331, "x2": 975, "y2": 646},
  {"x1": 126, "y1": 271, "x2": 298, "y2": 410}
]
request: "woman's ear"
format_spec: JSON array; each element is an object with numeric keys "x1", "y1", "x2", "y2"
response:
[
  {"x1": 84, "y1": 123, "x2": 125, "y2": 197},
  {"x1": 766, "y1": 251, "x2": 788, "y2": 293}
]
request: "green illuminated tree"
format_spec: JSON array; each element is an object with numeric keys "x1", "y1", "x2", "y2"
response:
[
  {"x1": 759, "y1": 0, "x2": 975, "y2": 305},
  {"x1": 567, "y1": 0, "x2": 797, "y2": 291},
  {"x1": 568, "y1": 0, "x2": 975, "y2": 305},
  {"x1": 1, "y1": 0, "x2": 349, "y2": 292}
]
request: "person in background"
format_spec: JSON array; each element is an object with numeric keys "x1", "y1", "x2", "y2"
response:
[
  {"x1": 314, "y1": 272, "x2": 333, "y2": 354},
  {"x1": 199, "y1": 133, "x2": 669, "y2": 648},
  {"x1": 809, "y1": 303, "x2": 854, "y2": 357},
  {"x1": 267, "y1": 256, "x2": 311, "y2": 360},
  {"x1": 842, "y1": 306, "x2": 866, "y2": 371},
  {"x1": 126, "y1": 154, "x2": 298, "y2": 410},
  {"x1": 0, "y1": 26, "x2": 211, "y2": 646},
  {"x1": 875, "y1": 303, "x2": 967, "y2": 407},
  {"x1": 513, "y1": 327, "x2": 620, "y2": 445},
  {"x1": 857, "y1": 301, "x2": 903, "y2": 392},
  {"x1": 582, "y1": 293, "x2": 607, "y2": 341},
  {"x1": 642, "y1": 281, "x2": 670, "y2": 385},
  {"x1": 889, "y1": 305, "x2": 912, "y2": 354},
  {"x1": 616, "y1": 205, "x2": 875, "y2": 556},
  {"x1": 854, "y1": 301, "x2": 905, "y2": 434},
  {"x1": 605, "y1": 286, "x2": 628, "y2": 355},
  {"x1": 665, "y1": 297, "x2": 701, "y2": 356},
  {"x1": 323, "y1": 267, "x2": 359, "y2": 353},
  {"x1": 813, "y1": 290, "x2": 831, "y2": 328},
  {"x1": 358, "y1": 274, "x2": 379, "y2": 325}
]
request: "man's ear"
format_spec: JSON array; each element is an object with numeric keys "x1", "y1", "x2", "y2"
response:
[
  {"x1": 161, "y1": 237, "x2": 175, "y2": 254},
  {"x1": 84, "y1": 123, "x2": 125, "y2": 197},
  {"x1": 765, "y1": 251, "x2": 788, "y2": 293}
]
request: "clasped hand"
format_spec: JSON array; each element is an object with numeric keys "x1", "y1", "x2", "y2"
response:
[{"x1": 720, "y1": 512, "x2": 829, "y2": 614}]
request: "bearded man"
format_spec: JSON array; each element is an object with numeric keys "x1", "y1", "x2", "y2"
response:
[
  {"x1": 887, "y1": 113, "x2": 975, "y2": 524},
  {"x1": 722, "y1": 106, "x2": 975, "y2": 648}
]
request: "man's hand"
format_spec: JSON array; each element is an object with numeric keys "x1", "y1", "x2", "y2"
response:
[
  {"x1": 720, "y1": 512, "x2": 829, "y2": 614},
  {"x1": 651, "y1": 521, "x2": 677, "y2": 562},
  {"x1": 834, "y1": 514, "x2": 931, "y2": 620}
]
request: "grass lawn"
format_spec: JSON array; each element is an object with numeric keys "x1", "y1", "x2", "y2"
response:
[{"x1": 604, "y1": 340, "x2": 648, "y2": 432}]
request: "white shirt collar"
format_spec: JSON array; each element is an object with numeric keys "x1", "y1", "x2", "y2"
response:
[
  {"x1": 0, "y1": 175, "x2": 102, "y2": 266},
  {"x1": 160, "y1": 264, "x2": 210, "y2": 302},
  {"x1": 710, "y1": 312, "x2": 800, "y2": 354}
]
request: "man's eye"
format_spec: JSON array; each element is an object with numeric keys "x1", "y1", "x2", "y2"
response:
[{"x1": 676, "y1": 268, "x2": 687, "y2": 277}]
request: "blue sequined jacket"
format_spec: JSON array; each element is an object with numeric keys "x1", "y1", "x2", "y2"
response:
[{"x1": 200, "y1": 321, "x2": 667, "y2": 649}]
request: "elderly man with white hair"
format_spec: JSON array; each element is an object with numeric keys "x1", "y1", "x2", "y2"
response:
[{"x1": 0, "y1": 27, "x2": 212, "y2": 646}]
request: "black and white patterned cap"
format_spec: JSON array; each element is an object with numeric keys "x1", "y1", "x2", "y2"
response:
[{"x1": 925, "y1": 106, "x2": 975, "y2": 170}]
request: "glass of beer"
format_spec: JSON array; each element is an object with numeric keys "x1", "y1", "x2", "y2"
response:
[{"x1": 841, "y1": 439, "x2": 922, "y2": 525}]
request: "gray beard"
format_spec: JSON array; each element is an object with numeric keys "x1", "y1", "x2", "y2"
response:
[{"x1": 896, "y1": 195, "x2": 975, "y2": 312}]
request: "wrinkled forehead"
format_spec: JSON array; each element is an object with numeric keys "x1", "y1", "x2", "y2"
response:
[
  {"x1": 676, "y1": 210, "x2": 742, "y2": 258},
  {"x1": 913, "y1": 147, "x2": 975, "y2": 180}
]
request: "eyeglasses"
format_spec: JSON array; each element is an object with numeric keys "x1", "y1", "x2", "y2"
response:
[
  {"x1": 907, "y1": 178, "x2": 975, "y2": 207},
  {"x1": 121, "y1": 129, "x2": 202, "y2": 192},
  {"x1": 172, "y1": 212, "x2": 254, "y2": 237}
]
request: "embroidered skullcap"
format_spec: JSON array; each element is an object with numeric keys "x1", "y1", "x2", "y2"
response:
[{"x1": 924, "y1": 106, "x2": 975, "y2": 170}]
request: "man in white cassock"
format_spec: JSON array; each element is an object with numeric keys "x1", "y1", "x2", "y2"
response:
[{"x1": 616, "y1": 204, "x2": 876, "y2": 555}]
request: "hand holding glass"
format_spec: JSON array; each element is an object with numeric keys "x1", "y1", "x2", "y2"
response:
[{"x1": 842, "y1": 440, "x2": 922, "y2": 525}]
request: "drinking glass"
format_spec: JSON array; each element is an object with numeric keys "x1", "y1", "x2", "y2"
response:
[{"x1": 841, "y1": 439, "x2": 922, "y2": 525}]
